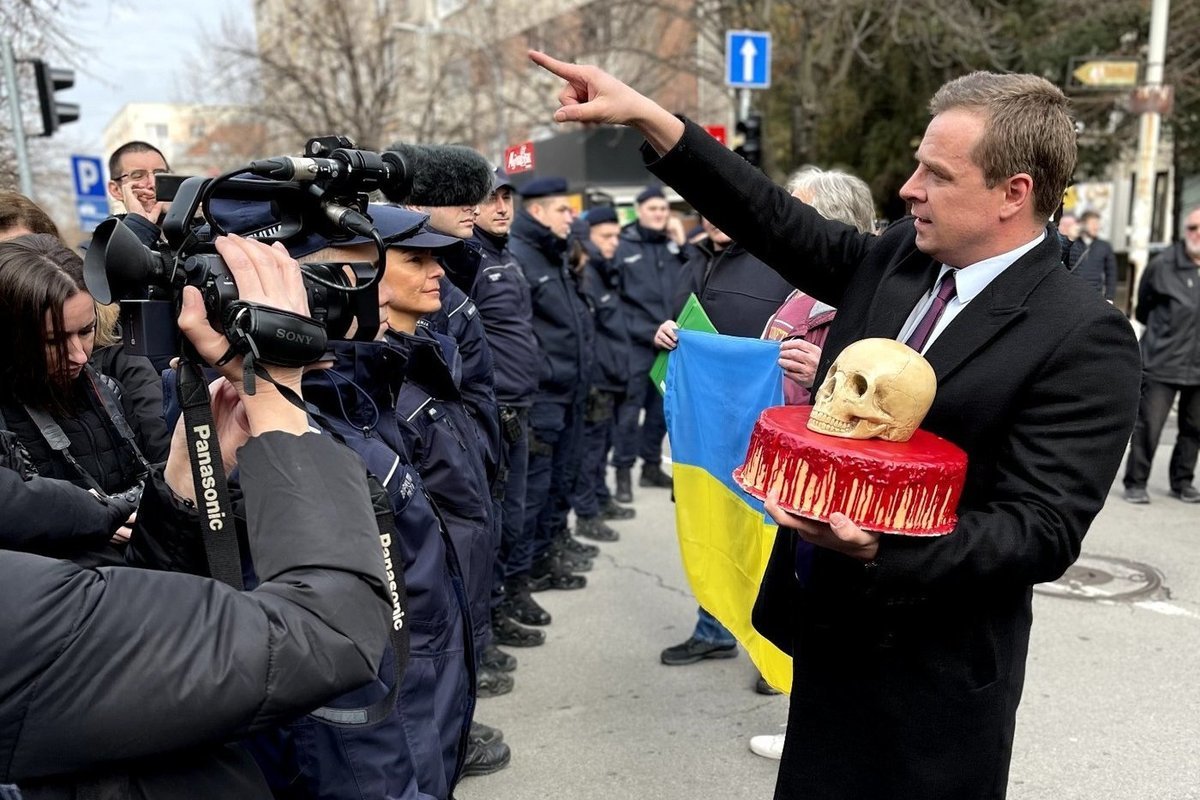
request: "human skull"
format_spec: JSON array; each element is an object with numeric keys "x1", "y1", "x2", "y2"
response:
[{"x1": 807, "y1": 338, "x2": 937, "y2": 443}]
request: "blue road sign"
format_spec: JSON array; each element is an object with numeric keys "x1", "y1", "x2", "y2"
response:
[
  {"x1": 726, "y1": 30, "x2": 771, "y2": 89},
  {"x1": 71, "y1": 154, "x2": 107, "y2": 232}
]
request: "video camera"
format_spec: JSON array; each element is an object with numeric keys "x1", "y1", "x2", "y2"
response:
[{"x1": 83, "y1": 135, "x2": 412, "y2": 368}]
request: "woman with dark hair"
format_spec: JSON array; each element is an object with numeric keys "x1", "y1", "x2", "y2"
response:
[{"x1": 0, "y1": 234, "x2": 168, "y2": 566}]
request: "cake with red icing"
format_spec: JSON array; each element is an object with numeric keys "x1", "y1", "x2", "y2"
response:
[{"x1": 734, "y1": 405, "x2": 967, "y2": 536}]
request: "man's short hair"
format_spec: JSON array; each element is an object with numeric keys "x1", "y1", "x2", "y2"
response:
[
  {"x1": 786, "y1": 167, "x2": 876, "y2": 234},
  {"x1": 0, "y1": 192, "x2": 60, "y2": 238},
  {"x1": 108, "y1": 141, "x2": 168, "y2": 178},
  {"x1": 930, "y1": 72, "x2": 1076, "y2": 220},
  {"x1": 1079, "y1": 210, "x2": 1101, "y2": 223}
]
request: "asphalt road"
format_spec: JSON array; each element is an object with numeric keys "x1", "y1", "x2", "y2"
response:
[{"x1": 458, "y1": 425, "x2": 1200, "y2": 800}]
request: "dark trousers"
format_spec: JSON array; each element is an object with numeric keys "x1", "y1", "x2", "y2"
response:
[
  {"x1": 1124, "y1": 379, "x2": 1200, "y2": 492},
  {"x1": 614, "y1": 349, "x2": 666, "y2": 469},
  {"x1": 493, "y1": 407, "x2": 532, "y2": 594},
  {"x1": 523, "y1": 395, "x2": 585, "y2": 569},
  {"x1": 572, "y1": 389, "x2": 620, "y2": 519}
]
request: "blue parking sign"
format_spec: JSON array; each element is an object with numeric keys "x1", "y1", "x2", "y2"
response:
[
  {"x1": 71, "y1": 155, "x2": 106, "y2": 198},
  {"x1": 726, "y1": 30, "x2": 771, "y2": 89},
  {"x1": 71, "y1": 155, "x2": 108, "y2": 232}
]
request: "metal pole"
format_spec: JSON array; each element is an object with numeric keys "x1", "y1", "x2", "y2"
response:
[
  {"x1": 1128, "y1": 0, "x2": 1170, "y2": 311},
  {"x1": 1, "y1": 36, "x2": 34, "y2": 197},
  {"x1": 738, "y1": 88, "x2": 751, "y2": 122}
]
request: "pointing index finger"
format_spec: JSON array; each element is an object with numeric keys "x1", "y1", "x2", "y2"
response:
[{"x1": 529, "y1": 50, "x2": 578, "y2": 80}]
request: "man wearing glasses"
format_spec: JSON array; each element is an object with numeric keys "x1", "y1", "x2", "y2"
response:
[
  {"x1": 1123, "y1": 204, "x2": 1200, "y2": 504},
  {"x1": 106, "y1": 140, "x2": 171, "y2": 245}
]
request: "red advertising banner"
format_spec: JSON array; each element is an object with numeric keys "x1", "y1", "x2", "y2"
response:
[{"x1": 504, "y1": 141, "x2": 536, "y2": 173}]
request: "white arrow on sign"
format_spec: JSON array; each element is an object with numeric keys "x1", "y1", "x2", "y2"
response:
[{"x1": 739, "y1": 39, "x2": 758, "y2": 83}]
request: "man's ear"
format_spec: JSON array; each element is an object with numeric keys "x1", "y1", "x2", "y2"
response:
[
  {"x1": 999, "y1": 173, "x2": 1034, "y2": 222},
  {"x1": 107, "y1": 180, "x2": 124, "y2": 203}
]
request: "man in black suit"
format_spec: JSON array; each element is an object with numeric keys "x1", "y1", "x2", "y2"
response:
[
  {"x1": 1069, "y1": 210, "x2": 1119, "y2": 301},
  {"x1": 530, "y1": 53, "x2": 1141, "y2": 800}
]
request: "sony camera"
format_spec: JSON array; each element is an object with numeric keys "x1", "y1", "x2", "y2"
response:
[{"x1": 83, "y1": 136, "x2": 414, "y2": 368}]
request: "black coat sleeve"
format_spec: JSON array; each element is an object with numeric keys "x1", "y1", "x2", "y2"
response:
[
  {"x1": 0, "y1": 431, "x2": 391, "y2": 783},
  {"x1": 1102, "y1": 242, "x2": 1118, "y2": 302},
  {"x1": 0, "y1": 466, "x2": 127, "y2": 549},
  {"x1": 644, "y1": 119, "x2": 876, "y2": 308}
]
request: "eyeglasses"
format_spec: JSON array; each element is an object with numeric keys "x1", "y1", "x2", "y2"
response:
[{"x1": 112, "y1": 168, "x2": 168, "y2": 184}]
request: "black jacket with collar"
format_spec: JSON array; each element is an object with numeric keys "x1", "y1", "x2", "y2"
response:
[
  {"x1": 581, "y1": 243, "x2": 631, "y2": 391},
  {"x1": 614, "y1": 222, "x2": 686, "y2": 350},
  {"x1": 470, "y1": 228, "x2": 540, "y2": 406},
  {"x1": 1135, "y1": 241, "x2": 1200, "y2": 385},
  {"x1": 647, "y1": 118, "x2": 1141, "y2": 800},
  {"x1": 508, "y1": 209, "x2": 592, "y2": 401},
  {"x1": 674, "y1": 239, "x2": 795, "y2": 338}
]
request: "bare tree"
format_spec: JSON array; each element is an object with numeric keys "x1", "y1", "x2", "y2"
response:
[{"x1": 0, "y1": 0, "x2": 82, "y2": 204}]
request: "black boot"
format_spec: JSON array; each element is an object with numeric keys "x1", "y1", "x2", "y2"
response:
[
  {"x1": 476, "y1": 666, "x2": 514, "y2": 698},
  {"x1": 502, "y1": 577, "x2": 551, "y2": 626},
  {"x1": 601, "y1": 499, "x2": 636, "y2": 520},
  {"x1": 462, "y1": 736, "x2": 511, "y2": 776},
  {"x1": 529, "y1": 554, "x2": 587, "y2": 592},
  {"x1": 471, "y1": 720, "x2": 504, "y2": 747},
  {"x1": 576, "y1": 515, "x2": 620, "y2": 542},
  {"x1": 559, "y1": 534, "x2": 600, "y2": 558},
  {"x1": 639, "y1": 462, "x2": 673, "y2": 488},
  {"x1": 549, "y1": 540, "x2": 593, "y2": 572},
  {"x1": 480, "y1": 644, "x2": 517, "y2": 672},
  {"x1": 615, "y1": 467, "x2": 633, "y2": 503},
  {"x1": 492, "y1": 606, "x2": 545, "y2": 647}
]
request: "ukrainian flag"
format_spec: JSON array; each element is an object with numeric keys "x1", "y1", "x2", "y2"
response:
[{"x1": 664, "y1": 329, "x2": 792, "y2": 693}]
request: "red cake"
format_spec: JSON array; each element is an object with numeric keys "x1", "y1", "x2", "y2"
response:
[{"x1": 733, "y1": 405, "x2": 968, "y2": 536}]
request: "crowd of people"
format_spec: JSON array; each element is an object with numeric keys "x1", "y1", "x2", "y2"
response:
[{"x1": 0, "y1": 46, "x2": 1197, "y2": 800}]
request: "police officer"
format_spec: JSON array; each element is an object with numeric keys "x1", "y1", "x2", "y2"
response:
[
  {"x1": 471, "y1": 169, "x2": 551, "y2": 641},
  {"x1": 572, "y1": 206, "x2": 636, "y2": 543},
  {"x1": 507, "y1": 177, "x2": 594, "y2": 595},
  {"x1": 612, "y1": 185, "x2": 686, "y2": 502}
]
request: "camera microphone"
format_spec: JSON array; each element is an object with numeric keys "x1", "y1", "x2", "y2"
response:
[
  {"x1": 248, "y1": 156, "x2": 348, "y2": 182},
  {"x1": 383, "y1": 143, "x2": 493, "y2": 208}
]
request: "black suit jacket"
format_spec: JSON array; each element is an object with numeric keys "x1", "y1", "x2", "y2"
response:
[{"x1": 648, "y1": 120, "x2": 1141, "y2": 800}]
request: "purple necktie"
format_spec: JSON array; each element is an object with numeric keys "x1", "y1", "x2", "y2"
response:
[{"x1": 905, "y1": 270, "x2": 957, "y2": 353}]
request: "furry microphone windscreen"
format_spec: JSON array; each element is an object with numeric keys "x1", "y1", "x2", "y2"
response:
[{"x1": 384, "y1": 143, "x2": 493, "y2": 208}]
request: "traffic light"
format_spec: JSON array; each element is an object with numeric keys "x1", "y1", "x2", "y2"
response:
[
  {"x1": 735, "y1": 113, "x2": 763, "y2": 168},
  {"x1": 32, "y1": 60, "x2": 79, "y2": 137}
]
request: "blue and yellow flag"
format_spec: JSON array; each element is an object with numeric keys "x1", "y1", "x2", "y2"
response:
[{"x1": 663, "y1": 329, "x2": 792, "y2": 693}]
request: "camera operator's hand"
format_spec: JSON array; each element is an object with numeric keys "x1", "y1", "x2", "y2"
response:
[
  {"x1": 177, "y1": 235, "x2": 310, "y2": 438},
  {"x1": 112, "y1": 511, "x2": 136, "y2": 544},
  {"x1": 163, "y1": 376, "x2": 256, "y2": 501}
]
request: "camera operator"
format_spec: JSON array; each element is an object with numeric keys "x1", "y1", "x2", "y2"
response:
[
  {"x1": 0, "y1": 234, "x2": 169, "y2": 566},
  {"x1": 0, "y1": 234, "x2": 392, "y2": 798}
]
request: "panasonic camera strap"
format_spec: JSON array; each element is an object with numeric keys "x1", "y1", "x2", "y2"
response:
[{"x1": 177, "y1": 355, "x2": 245, "y2": 590}]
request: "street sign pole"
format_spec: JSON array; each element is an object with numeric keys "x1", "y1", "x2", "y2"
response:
[
  {"x1": 1, "y1": 36, "x2": 33, "y2": 197},
  {"x1": 1128, "y1": 0, "x2": 1170, "y2": 313}
]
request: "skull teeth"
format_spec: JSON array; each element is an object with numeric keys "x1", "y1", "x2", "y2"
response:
[{"x1": 809, "y1": 409, "x2": 854, "y2": 432}]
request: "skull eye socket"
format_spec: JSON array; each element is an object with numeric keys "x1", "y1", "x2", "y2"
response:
[{"x1": 848, "y1": 373, "x2": 868, "y2": 396}]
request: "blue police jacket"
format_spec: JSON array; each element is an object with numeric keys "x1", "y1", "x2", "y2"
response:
[
  {"x1": 386, "y1": 328, "x2": 496, "y2": 657},
  {"x1": 509, "y1": 209, "x2": 592, "y2": 401},
  {"x1": 614, "y1": 222, "x2": 686, "y2": 351},
  {"x1": 470, "y1": 227, "x2": 540, "y2": 407},
  {"x1": 248, "y1": 340, "x2": 475, "y2": 800},
  {"x1": 581, "y1": 242, "x2": 631, "y2": 392}
]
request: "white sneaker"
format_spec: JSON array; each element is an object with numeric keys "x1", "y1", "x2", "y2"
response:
[{"x1": 749, "y1": 732, "x2": 785, "y2": 760}]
